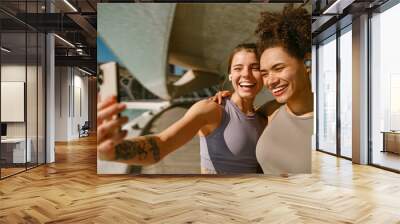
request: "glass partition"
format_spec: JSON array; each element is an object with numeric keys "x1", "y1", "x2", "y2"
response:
[
  {"x1": 317, "y1": 34, "x2": 337, "y2": 155},
  {"x1": 27, "y1": 30, "x2": 38, "y2": 169},
  {"x1": 0, "y1": 1, "x2": 46, "y2": 179},
  {"x1": 370, "y1": 2, "x2": 400, "y2": 171},
  {"x1": 1, "y1": 31, "x2": 28, "y2": 178},
  {"x1": 339, "y1": 26, "x2": 352, "y2": 158},
  {"x1": 38, "y1": 32, "x2": 45, "y2": 165}
]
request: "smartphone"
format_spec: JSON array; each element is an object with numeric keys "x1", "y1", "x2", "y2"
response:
[{"x1": 98, "y1": 61, "x2": 120, "y2": 104}]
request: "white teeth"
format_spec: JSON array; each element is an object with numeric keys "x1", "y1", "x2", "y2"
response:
[
  {"x1": 239, "y1": 82, "x2": 255, "y2": 87},
  {"x1": 272, "y1": 86, "x2": 286, "y2": 93}
]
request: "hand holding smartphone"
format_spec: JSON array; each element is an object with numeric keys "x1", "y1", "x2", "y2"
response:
[{"x1": 97, "y1": 62, "x2": 128, "y2": 160}]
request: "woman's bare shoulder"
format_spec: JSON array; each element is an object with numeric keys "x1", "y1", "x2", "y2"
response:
[{"x1": 189, "y1": 99, "x2": 222, "y2": 117}]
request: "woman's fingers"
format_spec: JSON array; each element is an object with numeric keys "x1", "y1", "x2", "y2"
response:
[
  {"x1": 112, "y1": 129, "x2": 128, "y2": 146},
  {"x1": 217, "y1": 92, "x2": 223, "y2": 104},
  {"x1": 208, "y1": 95, "x2": 217, "y2": 102},
  {"x1": 97, "y1": 96, "x2": 129, "y2": 162},
  {"x1": 218, "y1": 91, "x2": 233, "y2": 104},
  {"x1": 97, "y1": 102, "x2": 126, "y2": 124},
  {"x1": 98, "y1": 130, "x2": 128, "y2": 161},
  {"x1": 97, "y1": 116, "x2": 129, "y2": 143},
  {"x1": 209, "y1": 91, "x2": 233, "y2": 104},
  {"x1": 98, "y1": 95, "x2": 116, "y2": 111},
  {"x1": 98, "y1": 139, "x2": 114, "y2": 153},
  {"x1": 101, "y1": 130, "x2": 127, "y2": 151},
  {"x1": 98, "y1": 139, "x2": 115, "y2": 160},
  {"x1": 222, "y1": 90, "x2": 232, "y2": 97}
]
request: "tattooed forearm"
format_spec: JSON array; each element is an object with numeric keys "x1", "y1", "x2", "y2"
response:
[
  {"x1": 115, "y1": 141, "x2": 148, "y2": 160},
  {"x1": 114, "y1": 136, "x2": 161, "y2": 163},
  {"x1": 148, "y1": 137, "x2": 160, "y2": 161}
]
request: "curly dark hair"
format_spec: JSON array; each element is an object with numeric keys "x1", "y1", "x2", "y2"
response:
[{"x1": 255, "y1": 4, "x2": 311, "y2": 60}]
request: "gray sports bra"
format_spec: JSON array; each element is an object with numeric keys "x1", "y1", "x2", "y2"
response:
[{"x1": 199, "y1": 99, "x2": 266, "y2": 174}]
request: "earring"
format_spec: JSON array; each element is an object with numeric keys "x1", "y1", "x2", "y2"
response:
[
  {"x1": 304, "y1": 59, "x2": 311, "y2": 68},
  {"x1": 228, "y1": 75, "x2": 232, "y2": 81},
  {"x1": 303, "y1": 59, "x2": 311, "y2": 75}
]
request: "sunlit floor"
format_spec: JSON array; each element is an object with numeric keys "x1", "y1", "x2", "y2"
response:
[
  {"x1": 0, "y1": 135, "x2": 399, "y2": 223},
  {"x1": 0, "y1": 167, "x2": 25, "y2": 178},
  {"x1": 373, "y1": 150, "x2": 400, "y2": 171},
  {"x1": 0, "y1": 162, "x2": 43, "y2": 179},
  {"x1": 1, "y1": 107, "x2": 400, "y2": 222}
]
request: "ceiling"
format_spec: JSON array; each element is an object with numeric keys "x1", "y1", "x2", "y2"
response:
[
  {"x1": 0, "y1": 0, "x2": 98, "y2": 73},
  {"x1": 312, "y1": 0, "x2": 389, "y2": 43}
]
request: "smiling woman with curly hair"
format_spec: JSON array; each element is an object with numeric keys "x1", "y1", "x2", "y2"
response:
[
  {"x1": 213, "y1": 4, "x2": 312, "y2": 175},
  {"x1": 254, "y1": 4, "x2": 313, "y2": 175}
]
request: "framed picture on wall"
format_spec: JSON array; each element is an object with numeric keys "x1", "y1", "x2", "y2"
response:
[{"x1": 1, "y1": 81, "x2": 25, "y2": 122}]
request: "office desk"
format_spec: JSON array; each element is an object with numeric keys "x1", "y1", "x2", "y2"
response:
[
  {"x1": 381, "y1": 131, "x2": 400, "y2": 154},
  {"x1": 1, "y1": 138, "x2": 32, "y2": 163}
]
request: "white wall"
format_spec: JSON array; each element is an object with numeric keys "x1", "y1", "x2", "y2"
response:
[
  {"x1": 1, "y1": 66, "x2": 26, "y2": 132},
  {"x1": 46, "y1": 5, "x2": 56, "y2": 164},
  {"x1": 1, "y1": 65, "x2": 38, "y2": 138},
  {"x1": 54, "y1": 67, "x2": 68, "y2": 141},
  {"x1": 54, "y1": 67, "x2": 89, "y2": 141}
]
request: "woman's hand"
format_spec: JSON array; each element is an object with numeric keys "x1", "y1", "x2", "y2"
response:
[
  {"x1": 208, "y1": 90, "x2": 232, "y2": 104},
  {"x1": 97, "y1": 95, "x2": 129, "y2": 160}
]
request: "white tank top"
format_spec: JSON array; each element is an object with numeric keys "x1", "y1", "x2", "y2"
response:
[{"x1": 256, "y1": 105, "x2": 313, "y2": 175}]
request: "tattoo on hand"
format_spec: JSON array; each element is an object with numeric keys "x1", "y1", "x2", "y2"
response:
[{"x1": 115, "y1": 136, "x2": 161, "y2": 162}]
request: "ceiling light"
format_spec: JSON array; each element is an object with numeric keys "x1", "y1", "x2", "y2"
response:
[
  {"x1": 76, "y1": 48, "x2": 87, "y2": 56},
  {"x1": 54, "y1": 34, "x2": 75, "y2": 48},
  {"x1": 78, "y1": 67, "x2": 93, "y2": 76},
  {"x1": 1, "y1": 47, "x2": 11, "y2": 53},
  {"x1": 322, "y1": 0, "x2": 355, "y2": 15},
  {"x1": 63, "y1": 0, "x2": 78, "y2": 12}
]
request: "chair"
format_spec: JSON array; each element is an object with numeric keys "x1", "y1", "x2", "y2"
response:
[{"x1": 79, "y1": 121, "x2": 90, "y2": 138}]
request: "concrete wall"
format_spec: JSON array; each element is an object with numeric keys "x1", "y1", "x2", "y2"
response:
[{"x1": 98, "y1": 4, "x2": 295, "y2": 101}]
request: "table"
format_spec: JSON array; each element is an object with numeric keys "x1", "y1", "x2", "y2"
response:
[
  {"x1": 381, "y1": 131, "x2": 400, "y2": 154},
  {"x1": 1, "y1": 138, "x2": 32, "y2": 164}
]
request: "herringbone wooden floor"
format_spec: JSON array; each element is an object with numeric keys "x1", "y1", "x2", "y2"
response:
[{"x1": 1, "y1": 135, "x2": 400, "y2": 223}]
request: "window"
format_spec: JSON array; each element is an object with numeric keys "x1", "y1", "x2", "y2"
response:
[
  {"x1": 370, "y1": 2, "x2": 400, "y2": 171},
  {"x1": 317, "y1": 35, "x2": 337, "y2": 155},
  {"x1": 339, "y1": 26, "x2": 352, "y2": 158}
]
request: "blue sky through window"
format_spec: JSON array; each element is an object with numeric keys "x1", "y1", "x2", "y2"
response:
[{"x1": 97, "y1": 37, "x2": 123, "y2": 66}]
